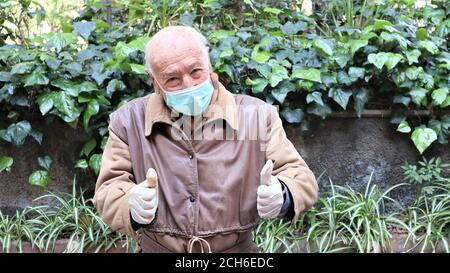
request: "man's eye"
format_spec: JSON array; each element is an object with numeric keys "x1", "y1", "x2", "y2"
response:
[
  {"x1": 191, "y1": 68, "x2": 202, "y2": 75},
  {"x1": 166, "y1": 78, "x2": 178, "y2": 83}
]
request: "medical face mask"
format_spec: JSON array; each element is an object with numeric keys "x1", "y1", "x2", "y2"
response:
[{"x1": 156, "y1": 74, "x2": 214, "y2": 116}]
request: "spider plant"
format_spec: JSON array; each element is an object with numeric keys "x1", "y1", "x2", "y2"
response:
[
  {"x1": 395, "y1": 190, "x2": 450, "y2": 253},
  {"x1": 306, "y1": 179, "x2": 354, "y2": 253},
  {"x1": 306, "y1": 172, "x2": 406, "y2": 253},
  {"x1": 0, "y1": 206, "x2": 45, "y2": 253},
  {"x1": 254, "y1": 218, "x2": 298, "y2": 253},
  {"x1": 33, "y1": 176, "x2": 134, "y2": 253}
]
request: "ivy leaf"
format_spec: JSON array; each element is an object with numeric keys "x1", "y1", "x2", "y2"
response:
[
  {"x1": 236, "y1": 31, "x2": 251, "y2": 41},
  {"x1": 73, "y1": 21, "x2": 96, "y2": 40},
  {"x1": 30, "y1": 130, "x2": 43, "y2": 145},
  {"x1": 53, "y1": 91, "x2": 78, "y2": 118},
  {"x1": 291, "y1": 68, "x2": 321, "y2": 83},
  {"x1": 297, "y1": 80, "x2": 314, "y2": 91},
  {"x1": 0, "y1": 120, "x2": 32, "y2": 146},
  {"x1": 441, "y1": 96, "x2": 450, "y2": 108},
  {"x1": 83, "y1": 99, "x2": 99, "y2": 130},
  {"x1": 45, "y1": 59, "x2": 61, "y2": 70},
  {"x1": 411, "y1": 127, "x2": 437, "y2": 154},
  {"x1": 29, "y1": 170, "x2": 51, "y2": 187},
  {"x1": 415, "y1": 28, "x2": 428, "y2": 41},
  {"x1": 263, "y1": 7, "x2": 282, "y2": 15},
  {"x1": 405, "y1": 49, "x2": 421, "y2": 65},
  {"x1": 24, "y1": 70, "x2": 49, "y2": 87},
  {"x1": 307, "y1": 103, "x2": 332, "y2": 119},
  {"x1": 374, "y1": 19, "x2": 397, "y2": 32},
  {"x1": 281, "y1": 21, "x2": 307, "y2": 36},
  {"x1": 348, "y1": 67, "x2": 365, "y2": 81},
  {"x1": 37, "y1": 92, "x2": 54, "y2": 115},
  {"x1": 106, "y1": 79, "x2": 126, "y2": 98},
  {"x1": 428, "y1": 120, "x2": 441, "y2": 137},
  {"x1": 423, "y1": 7, "x2": 445, "y2": 25},
  {"x1": 11, "y1": 62, "x2": 34, "y2": 74},
  {"x1": 45, "y1": 33, "x2": 77, "y2": 52},
  {"x1": 281, "y1": 108, "x2": 304, "y2": 123},
  {"x1": 313, "y1": 39, "x2": 333, "y2": 56},
  {"x1": 208, "y1": 30, "x2": 235, "y2": 43},
  {"x1": 245, "y1": 78, "x2": 268, "y2": 94},
  {"x1": 251, "y1": 48, "x2": 271, "y2": 64},
  {"x1": 269, "y1": 65, "x2": 289, "y2": 87},
  {"x1": 329, "y1": 88, "x2": 352, "y2": 109},
  {"x1": 114, "y1": 42, "x2": 135, "y2": 63},
  {"x1": 397, "y1": 120, "x2": 411, "y2": 133},
  {"x1": 405, "y1": 66, "x2": 423, "y2": 80},
  {"x1": 0, "y1": 156, "x2": 13, "y2": 172},
  {"x1": 385, "y1": 53, "x2": 403, "y2": 70},
  {"x1": 409, "y1": 88, "x2": 428, "y2": 106},
  {"x1": 380, "y1": 32, "x2": 409, "y2": 50},
  {"x1": 127, "y1": 36, "x2": 150, "y2": 52},
  {"x1": 81, "y1": 138, "x2": 97, "y2": 157},
  {"x1": 219, "y1": 49, "x2": 233, "y2": 59},
  {"x1": 91, "y1": 62, "x2": 111, "y2": 85},
  {"x1": 306, "y1": 91, "x2": 324, "y2": 106},
  {"x1": 337, "y1": 71, "x2": 352, "y2": 86},
  {"x1": 321, "y1": 73, "x2": 337, "y2": 87},
  {"x1": 368, "y1": 53, "x2": 389, "y2": 70},
  {"x1": 78, "y1": 81, "x2": 98, "y2": 93},
  {"x1": 129, "y1": 63, "x2": 146, "y2": 74},
  {"x1": 75, "y1": 159, "x2": 88, "y2": 169},
  {"x1": 335, "y1": 51, "x2": 350, "y2": 68},
  {"x1": 271, "y1": 81, "x2": 295, "y2": 104},
  {"x1": 348, "y1": 39, "x2": 368, "y2": 57},
  {"x1": 37, "y1": 155, "x2": 52, "y2": 171},
  {"x1": 432, "y1": 88, "x2": 448, "y2": 106},
  {"x1": 353, "y1": 88, "x2": 369, "y2": 117},
  {"x1": 0, "y1": 72, "x2": 12, "y2": 82},
  {"x1": 51, "y1": 79, "x2": 79, "y2": 97},
  {"x1": 419, "y1": 40, "x2": 438, "y2": 54},
  {"x1": 89, "y1": 154, "x2": 102, "y2": 175},
  {"x1": 419, "y1": 73, "x2": 434, "y2": 89},
  {"x1": 64, "y1": 62, "x2": 83, "y2": 77}
]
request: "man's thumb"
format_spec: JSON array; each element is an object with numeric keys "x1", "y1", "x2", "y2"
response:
[
  {"x1": 146, "y1": 168, "x2": 158, "y2": 188},
  {"x1": 260, "y1": 160, "x2": 273, "y2": 186}
]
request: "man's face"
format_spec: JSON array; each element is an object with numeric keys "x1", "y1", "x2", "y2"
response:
[{"x1": 148, "y1": 38, "x2": 211, "y2": 95}]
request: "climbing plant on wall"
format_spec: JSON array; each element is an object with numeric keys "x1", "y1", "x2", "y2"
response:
[{"x1": 0, "y1": 0, "x2": 448, "y2": 186}]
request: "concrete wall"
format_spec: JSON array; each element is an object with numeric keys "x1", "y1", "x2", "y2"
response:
[
  {"x1": 291, "y1": 117, "x2": 450, "y2": 208},
  {"x1": 1, "y1": 116, "x2": 449, "y2": 214},
  {"x1": 0, "y1": 117, "x2": 96, "y2": 215}
]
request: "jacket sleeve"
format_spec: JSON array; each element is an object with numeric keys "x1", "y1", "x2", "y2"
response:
[
  {"x1": 265, "y1": 106, "x2": 318, "y2": 227},
  {"x1": 93, "y1": 123, "x2": 137, "y2": 238}
]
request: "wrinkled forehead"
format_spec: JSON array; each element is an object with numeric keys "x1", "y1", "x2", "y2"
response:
[{"x1": 149, "y1": 35, "x2": 206, "y2": 74}]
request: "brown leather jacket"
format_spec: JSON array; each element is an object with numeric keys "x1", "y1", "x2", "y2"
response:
[{"x1": 93, "y1": 80, "x2": 318, "y2": 253}]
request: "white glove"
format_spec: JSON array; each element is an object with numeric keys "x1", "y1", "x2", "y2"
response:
[
  {"x1": 257, "y1": 160, "x2": 284, "y2": 219},
  {"x1": 128, "y1": 168, "x2": 158, "y2": 225}
]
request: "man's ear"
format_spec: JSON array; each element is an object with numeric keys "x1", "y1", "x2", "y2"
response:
[
  {"x1": 205, "y1": 47, "x2": 214, "y2": 74},
  {"x1": 147, "y1": 72, "x2": 161, "y2": 95}
]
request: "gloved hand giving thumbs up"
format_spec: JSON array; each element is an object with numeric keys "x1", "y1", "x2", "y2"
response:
[
  {"x1": 128, "y1": 168, "x2": 159, "y2": 225},
  {"x1": 257, "y1": 160, "x2": 284, "y2": 219}
]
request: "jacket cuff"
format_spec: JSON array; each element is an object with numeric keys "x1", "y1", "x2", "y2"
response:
[
  {"x1": 277, "y1": 181, "x2": 295, "y2": 219},
  {"x1": 130, "y1": 211, "x2": 151, "y2": 231},
  {"x1": 120, "y1": 188, "x2": 139, "y2": 238}
]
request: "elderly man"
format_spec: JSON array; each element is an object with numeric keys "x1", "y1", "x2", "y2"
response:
[{"x1": 93, "y1": 26, "x2": 318, "y2": 253}]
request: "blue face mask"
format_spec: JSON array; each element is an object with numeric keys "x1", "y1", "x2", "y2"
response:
[{"x1": 159, "y1": 76, "x2": 214, "y2": 116}]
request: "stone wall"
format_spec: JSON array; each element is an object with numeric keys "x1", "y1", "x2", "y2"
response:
[
  {"x1": 291, "y1": 117, "x2": 450, "y2": 208},
  {"x1": 1, "y1": 116, "x2": 449, "y2": 214}
]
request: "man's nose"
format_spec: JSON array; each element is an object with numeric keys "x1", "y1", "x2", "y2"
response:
[{"x1": 181, "y1": 75, "x2": 196, "y2": 89}]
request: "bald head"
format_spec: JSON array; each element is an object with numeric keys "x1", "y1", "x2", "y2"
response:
[{"x1": 144, "y1": 26, "x2": 209, "y2": 77}]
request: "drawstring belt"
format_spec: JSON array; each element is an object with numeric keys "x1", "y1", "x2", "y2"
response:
[{"x1": 187, "y1": 236, "x2": 212, "y2": 253}]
